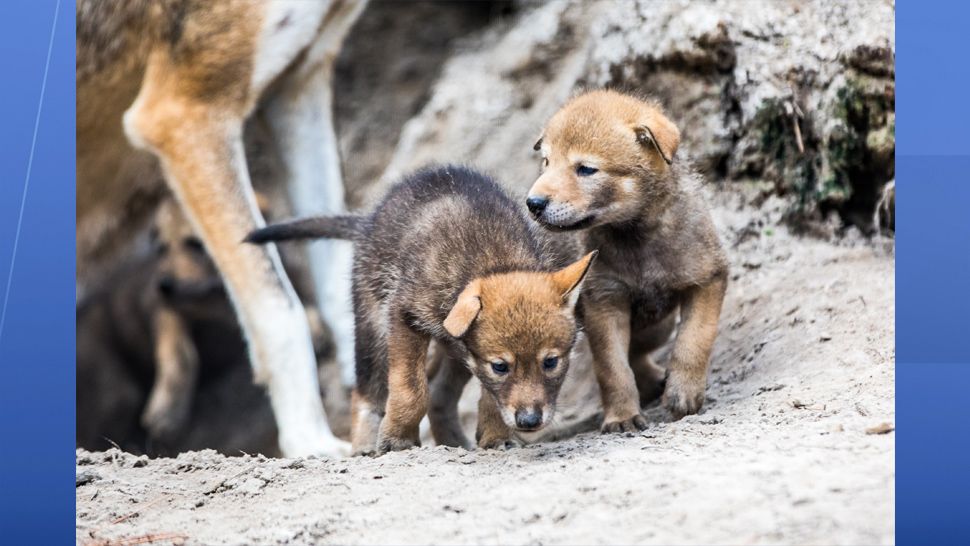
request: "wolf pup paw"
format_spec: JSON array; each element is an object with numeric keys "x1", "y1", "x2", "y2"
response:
[
  {"x1": 601, "y1": 413, "x2": 648, "y2": 433},
  {"x1": 478, "y1": 437, "x2": 523, "y2": 450},
  {"x1": 376, "y1": 435, "x2": 419, "y2": 454},
  {"x1": 662, "y1": 371, "x2": 705, "y2": 418},
  {"x1": 141, "y1": 396, "x2": 190, "y2": 443}
]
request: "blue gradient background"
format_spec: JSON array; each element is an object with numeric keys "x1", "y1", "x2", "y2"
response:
[
  {"x1": 896, "y1": 1, "x2": 970, "y2": 545},
  {"x1": 0, "y1": 0, "x2": 967, "y2": 543},
  {"x1": 0, "y1": 0, "x2": 73, "y2": 542}
]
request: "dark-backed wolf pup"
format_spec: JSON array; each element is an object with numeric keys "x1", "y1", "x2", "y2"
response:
[
  {"x1": 77, "y1": 196, "x2": 344, "y2": 452},
  {"x1": 247, "y1": 165, "x2": 596, "y2": 454},
  {"x1": 527, "y1": 90, "x2": 728, "y2": 431}
]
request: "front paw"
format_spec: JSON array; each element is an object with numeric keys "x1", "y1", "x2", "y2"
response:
[
  {"x1": 478, "y1": 436, "x2": 523, "y2": 450},
  {"x1": 141, "y1": 396, "x2": 189, "y2": 442},
  {"x1": 376, "y1": 434, "x2": 419, "y2": 455},
  {"x1": 663, "y1": 371, "x2": 705, "y2": 418},
  {"x1": 601, "y1": 412, "x2": 648, "y2": 433}
]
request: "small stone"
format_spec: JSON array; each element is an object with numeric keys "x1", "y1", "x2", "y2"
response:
[
  {"x1": 866, "y1": 422, "x2": 894, "y2": 435},
  {"x1": 76, "y1": 469, "x2": 100, "y2": 487}
]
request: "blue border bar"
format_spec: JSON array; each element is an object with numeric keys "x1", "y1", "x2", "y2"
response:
[
  {"x1": 0, "y1": 1, "x2": 74, "y2": 542},
  {"x1": 897, "y1": 1, "x2": 970, "y2": 544},
  {"x1": 0, "y1": 0, "x2": 967, "y2": 542}
]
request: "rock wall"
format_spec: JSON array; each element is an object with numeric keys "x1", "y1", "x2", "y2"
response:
[{"x1": 357, "y1": 0, "x2": 894, "y2": 232}]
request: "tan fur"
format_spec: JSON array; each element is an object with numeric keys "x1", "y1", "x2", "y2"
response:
[
  {"x1": 528, "y1": 89, "x2": 728, "y2": 428},
  {"x1": 582, "y1": 302, "x2": 645, "y2": 431},
  {"x1": 378, "y1": 320, "x2": 431, "y2": 451},
  {"x1": 663, "y1": 276, "x2": 727, "y2": 416},
  {"x1": 475, "y1": 386, "x2": 519, "y2": 450},
  {"x1": 141, "y1": 305, "x2": 199, "y2": 439},
  {"x1": 376, "y1": 259, "x2": 594, "y2": 453},
  {"x1": 443, "y1": 280, "x2": 483, "y2": 338}
]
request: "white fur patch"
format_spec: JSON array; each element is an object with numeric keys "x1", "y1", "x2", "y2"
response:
[
  {"x1": 249, "y1": 296, "x2": 348, "y2": 457},
  {"x1": 250, "y1": 1, "x2": 331, "y2": 94},
  {"x1": 121, "y1": 95, "x2": 149, "y2": 151},
  {"x1": 499, "y1": 406, "x2": 517, "y2": 429}
]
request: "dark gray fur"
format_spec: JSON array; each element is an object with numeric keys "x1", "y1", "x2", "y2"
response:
[{"x1": 248, "y1": 165, "x2": 577, "y2": 411}]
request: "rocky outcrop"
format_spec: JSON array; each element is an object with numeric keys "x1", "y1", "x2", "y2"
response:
[{"x1": 363, "y1": 0, "x2": 895, "y2": 232}]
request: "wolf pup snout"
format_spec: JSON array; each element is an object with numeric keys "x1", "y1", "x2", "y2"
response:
[{"x1": 248, "y1": 165, "x2": 595, "y2": 453}]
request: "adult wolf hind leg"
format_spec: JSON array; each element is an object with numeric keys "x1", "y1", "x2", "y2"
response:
[{"x1": 123, "y1": 45, "x2": 345, "y2": 457}]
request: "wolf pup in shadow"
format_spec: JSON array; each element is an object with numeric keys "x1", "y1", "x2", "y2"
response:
[
  {"x1": 248, "y1": 165, "x2": 596, "y2": 454},
  {"x1": 527, "y1": 90, "x2": 728, "y2": 431},
  {"x1": 77, "y1": 196, "x2": 347, "y2": 453}
]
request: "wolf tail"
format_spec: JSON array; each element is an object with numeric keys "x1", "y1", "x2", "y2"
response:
[{"x1": 244, "y1": 214, "x2": 365, "y2": 244}]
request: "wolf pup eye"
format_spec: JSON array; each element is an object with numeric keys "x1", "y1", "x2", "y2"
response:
[
  {"x1": 184, "y1": 237, "x2": 205, "y2": 252},
  {"x1": 576, "y1": 165, "x2": 598, "y2": 176},
  {"x1": 491, "y1": 360, "x2": 510, "y2": 374},
  {"x1": 542, "y1": 356, "x2": 560, "y2": 370}
]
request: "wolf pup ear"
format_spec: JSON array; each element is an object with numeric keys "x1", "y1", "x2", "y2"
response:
[
  {"x1": 444, "y1": 279, "x2": 483, "y2": 338},
  {"x1": 551, "y1": 250, "x2": 598, "y2": 309},
  {"x1": 634, "y1": 113, "x2": 680, "y2": 165}
]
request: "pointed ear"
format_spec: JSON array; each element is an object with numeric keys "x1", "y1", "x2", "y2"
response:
[
  {"x1": 444, "y1": 279, "x2": 483, "y2": 338},
  {"x1": 551, "y1": 251, "x2": 598, "y2": 308},
  {"x1": 634, "y1": 111, "x2": 680, "y2": 165}
]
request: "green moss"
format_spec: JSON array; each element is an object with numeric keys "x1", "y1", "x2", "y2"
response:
[{"x1": 743, "y1": 76, "x2": 893, "y2": 228}]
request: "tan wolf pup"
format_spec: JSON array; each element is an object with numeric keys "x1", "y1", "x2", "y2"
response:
[{"x1": 527, "y1": 90, "x2": 728, "y2": 431}]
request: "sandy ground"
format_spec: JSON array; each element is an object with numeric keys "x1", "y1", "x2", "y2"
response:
[{"x1": 75, "y1": 188, "x2": 895, "y2": 545}]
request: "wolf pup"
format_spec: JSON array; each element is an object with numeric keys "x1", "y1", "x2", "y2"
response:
[
  {"x1": 247, "y1": 165, "x2": 596, "y2": 454},
  {"x1": 527, "y1": 90, "x2": 728, "y2": 431},
  {"x1": 77, "y1": 196, "x2": 345, "y2": 451}
]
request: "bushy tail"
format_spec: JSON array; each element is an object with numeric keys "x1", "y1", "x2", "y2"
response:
[{"x1": 245, "y1": 214, "x2": 365, "y2": 244}]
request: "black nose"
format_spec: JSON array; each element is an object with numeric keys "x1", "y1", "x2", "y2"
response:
[
  {"x1": 158, "y1": 276, "x2": 176, "y2": 296},
  {"x1": 526, "y1": 196, "x2": 549, "y2": 216},
  {"x1": 515, "y1": 408, "x2": 543, "y2": 430}
]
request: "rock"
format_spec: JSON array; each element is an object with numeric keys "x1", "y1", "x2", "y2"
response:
[
  {"x1": 372, "y1": 0, "x2": 894, "y2": 233},
  {"x1": 865, "y1": 422, "x2": 894, "y2": 435},
  {"x1": 76, "y1": 468, "x2": 100, "y2": 487}
]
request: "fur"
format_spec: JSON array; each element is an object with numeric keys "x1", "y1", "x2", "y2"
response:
[
  {"x1": 528, "y1": 89, "x2": 728, "y2": 430},
  {"x1": 77, "y1": 196, "x2": 347, "y2": 451},
  {"x1": 76, "y1": 0, "x2": 367, "y2": 456},
  {"x1": 249, "y1": 165, "x2": 595, "y2": 454}
]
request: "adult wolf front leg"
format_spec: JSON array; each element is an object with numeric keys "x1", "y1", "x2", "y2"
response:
[{"x1": 119, "y1": 2, "x2": 355, "y2": 457}]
